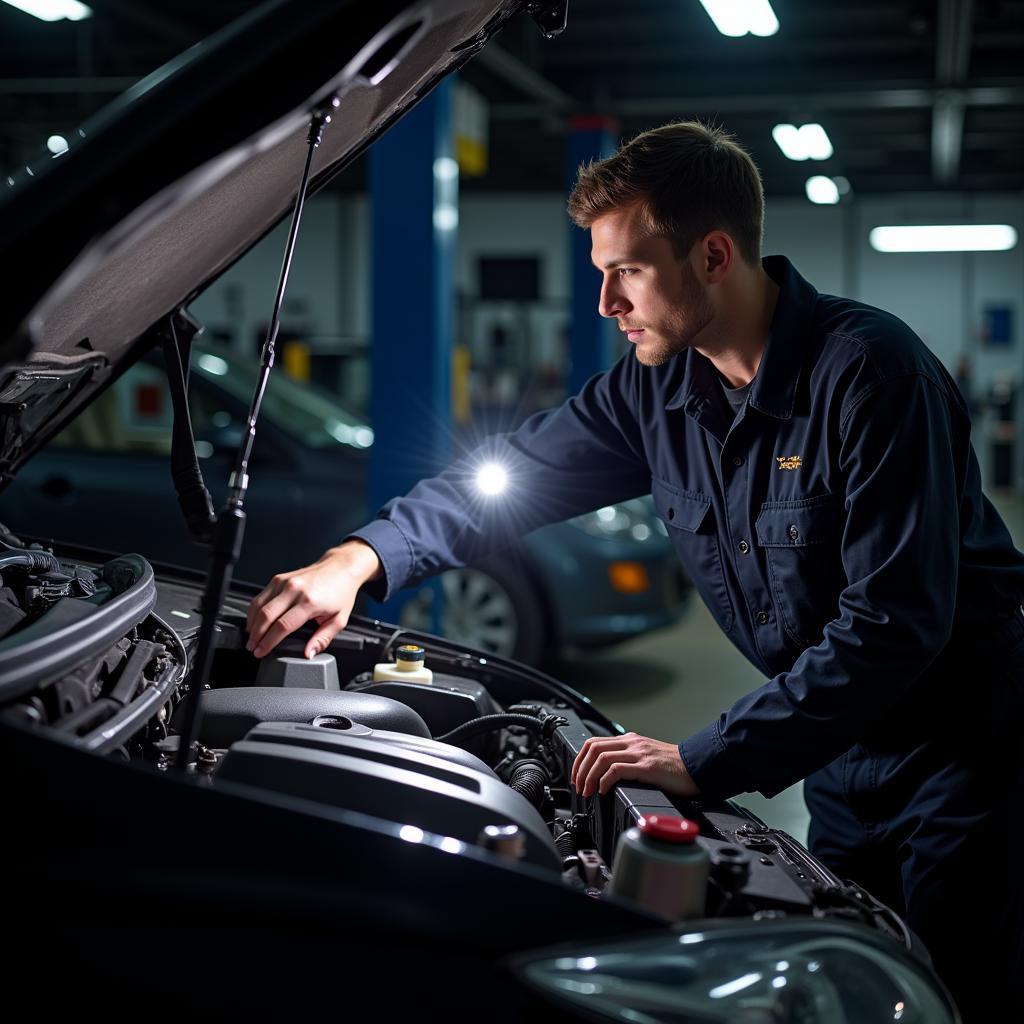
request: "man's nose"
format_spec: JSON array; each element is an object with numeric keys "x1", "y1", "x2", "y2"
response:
[{"x1": 598, "y1": 278, "x2": 630, "y2": 319}]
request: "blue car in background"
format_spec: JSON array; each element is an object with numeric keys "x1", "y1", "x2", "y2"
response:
[{"x1": 0, "y1": 341, "x2": 687, "y2": 662}]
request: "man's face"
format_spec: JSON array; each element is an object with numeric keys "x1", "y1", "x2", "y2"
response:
[{"x1": 590, "y1": 203, "x2": 715, "y2": 366}]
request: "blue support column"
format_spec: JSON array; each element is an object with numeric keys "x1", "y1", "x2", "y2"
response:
[
  {"x1": 566, "y1": 116, "x2": 618, "y2": 396},
  {"x1": 369, "y1": 80, "x2": 456, "y2": 622}
]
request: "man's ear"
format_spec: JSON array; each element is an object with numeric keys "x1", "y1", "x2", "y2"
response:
[{"x1": 699, "y1": 231, "x2": 734, "y2": 283}]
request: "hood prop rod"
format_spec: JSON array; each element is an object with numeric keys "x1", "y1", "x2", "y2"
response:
[{"x1": 174, "y1": 98, "x2": 340, "y2": 774}]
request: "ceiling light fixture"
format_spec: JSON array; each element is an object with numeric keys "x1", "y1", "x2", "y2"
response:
[
  {"x1": 698, "y1": 0, "x2": 778, "y2": 38},
  {"x1": 805, "y1": 176, "x2": 841, "y2": 205},
  {"x1": 869, "y1": 225, "x2": 1019, "y2": 253},
  {"x1": 773, "y1": 123, "x2": 833, "y2": 161},
  {"x1": 2, "y1": 0, "x2": 91, "y2": 21}
]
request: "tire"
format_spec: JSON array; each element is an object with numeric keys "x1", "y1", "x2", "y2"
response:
[{"x1": 399, "y1": 562, "x2": 546, "y2": 664}]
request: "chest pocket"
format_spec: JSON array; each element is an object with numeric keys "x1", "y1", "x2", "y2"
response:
[
  {"x1": 651, "y1": 479, "x2": 734, "y2": 632},
  {"x1": 755, "y1": 493, "x2": 846, "y2": 648}
]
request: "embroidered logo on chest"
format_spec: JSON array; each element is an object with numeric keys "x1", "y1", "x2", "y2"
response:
[{"x1": 776, "y1": 455, "x2": 802, "y2": 470}]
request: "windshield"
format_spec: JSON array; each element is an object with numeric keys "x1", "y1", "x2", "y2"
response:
[{"x1": 191, "y1": 345, "x2": 373, "y2": 450}]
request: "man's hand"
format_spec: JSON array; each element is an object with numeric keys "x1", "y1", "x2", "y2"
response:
[
  {"x1": 571, "y1": 732, "x2": 700, "y2": 798},
  {"x1": 246, "y1": 540, "x2": 382, "y2": 659}
]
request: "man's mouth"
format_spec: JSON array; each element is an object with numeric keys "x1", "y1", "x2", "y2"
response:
[{"x1": 625, "y1": 328, "x2": 645, "y2": 343}]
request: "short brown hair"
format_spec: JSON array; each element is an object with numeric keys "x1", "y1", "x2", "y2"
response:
[{"x1": 567, "y1": 120, "x2": 764, "y2": 266}]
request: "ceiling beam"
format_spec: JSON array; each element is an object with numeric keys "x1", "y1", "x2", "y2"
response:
[
  {"x1": 491, "y1": 84, "x2": 1024, "y2": 120},
  {"x1": 473, "y1": 43, "x2": 575, "y2": 111},
  {"x1": 932, "y1": 0, "x2": 973, "y2": 182}
]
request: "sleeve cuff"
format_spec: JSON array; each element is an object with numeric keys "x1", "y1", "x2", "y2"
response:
[
  {"x1": 678, "y1": 719, "x2": 751, "y2": 801},
  {"x1": 345, "y1": 518, "x2": 415, "y2": 602}
]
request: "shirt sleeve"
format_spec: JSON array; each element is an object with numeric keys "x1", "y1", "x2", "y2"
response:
[
  {"x1": 680, "y1": 371, "x2": 965, "y2": 799},
  {"x1": 347, "y1": 355, "x2": 652, "y2": 602}
]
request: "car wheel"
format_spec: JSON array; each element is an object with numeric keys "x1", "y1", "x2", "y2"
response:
[{"x1": 399, "y1": 564, "x2": 545, "y2": 663}]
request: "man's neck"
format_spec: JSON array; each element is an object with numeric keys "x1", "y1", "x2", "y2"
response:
[{"x1": 696, "y1": 267, "x2": 780, "y2": 389}]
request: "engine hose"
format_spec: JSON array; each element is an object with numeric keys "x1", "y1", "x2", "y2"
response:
[
  {"x1": 554, "y1": 825, "x2": 577, "y2": 858},
  {"x1": 507, "y1": 759, "x2": 549, "y2": 809},
  {"x1": 435, "y1": 712, "x2": 567, "y2": 747},
  {"x1": 0, "y1": 551, "x2": 63, "y2": 573}
]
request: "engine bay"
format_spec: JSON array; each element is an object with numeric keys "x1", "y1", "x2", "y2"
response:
[{"x1": 0, "y1": 539, "x2": 911, "y2": 945}]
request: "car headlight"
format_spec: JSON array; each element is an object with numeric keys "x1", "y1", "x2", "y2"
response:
[
  {"x1": 570, "y1": 498, "x2": 668, "y2": 542},
  {"x1": 510, "y1": 919, "x2": 959, "y2": 1024}
]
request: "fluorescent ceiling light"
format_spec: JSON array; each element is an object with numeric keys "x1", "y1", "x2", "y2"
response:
[
  {"x1": 869, "y1": 225, "x2": 1019, "y2": 253},
  {"x1": 773, "y1": 123, "x2": 833, "y2": 161},
  {"x1": 2, "y1": 0, "x2": 92, "y2": 21},
  {"x1": 699, "y1": 0, "x2": 779, "y2": 38},
  {"x1": 805, "y1": 176, "x2": 840, "y2": 204}
]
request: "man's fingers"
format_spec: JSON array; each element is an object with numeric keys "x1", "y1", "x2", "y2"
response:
[
  {"x1": 305, "y1": 612, "x2": 348, "y2": 660},
  {"x1": 582, "y1": 749, "x2": 641, "y2": 798},
  {"x1": 251, "y1": 604, "x2": 314, "y2": 658},
  {"x1": 246, "y1": 584, "x2": 274, "y2": 637},
  {"x1": 246, "y1": 575, "x2": 292, "y2": 639},
  {"x1": 571, "y1": 734, "x2": 634, "y2": 790},
  {"x1": 598, "y1": 761, "x2": 641, "y2": 795}
]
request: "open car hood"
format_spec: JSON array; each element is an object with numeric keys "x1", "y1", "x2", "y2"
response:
[{"x1": 0, "y1": 0, "x2": 537, "y2": 486}]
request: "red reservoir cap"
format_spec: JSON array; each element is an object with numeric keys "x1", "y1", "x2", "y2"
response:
[{"x1": 637, "y1": 814, "x2": 700, "y2": 843}]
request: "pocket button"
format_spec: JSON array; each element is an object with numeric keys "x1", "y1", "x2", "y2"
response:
[
  {"x1": 788, "y1": 524, "x2": 800, "y2": 541},
  {"x1": 756, "y1": 610, "x2": 770, "y2": 625},
  {"x1": 738, "y1": 540, "x2": 750, "y2": 554}
]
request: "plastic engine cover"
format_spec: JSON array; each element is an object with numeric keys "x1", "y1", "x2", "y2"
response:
[
  {"x1": 176, "y1": 687, "x2": 431, "y2": 748},
  {"x1": 216, "y1": 721, "x2": 561, "y2": 870}
]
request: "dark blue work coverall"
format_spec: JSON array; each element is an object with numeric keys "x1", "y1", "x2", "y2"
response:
[{"x1": 352, "y1": 256, "x2": 1024, "y2": 1017}]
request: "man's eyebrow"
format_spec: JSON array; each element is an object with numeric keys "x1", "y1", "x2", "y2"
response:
[{"x1": 590, "y1": 256, "x2": 642, "y2": 270}]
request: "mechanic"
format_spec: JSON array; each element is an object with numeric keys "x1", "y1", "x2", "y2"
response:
[{"x1": 247, "y1": 121, "x2": 1024, "y2": 1019}]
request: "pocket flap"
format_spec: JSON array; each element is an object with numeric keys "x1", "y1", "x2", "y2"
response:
[
  {"x1": 755, "y1": 495, "x2": 841, "y2": 547},
  {"x1": 651, "y1": 480, "x2": 712, "y2": 533}
]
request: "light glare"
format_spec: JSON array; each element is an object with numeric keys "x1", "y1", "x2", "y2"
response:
[
  {"x1": 869, "y1": 224, "x2": 1018, "y2": 253},
  {"x1": 46, "y1": 134, "x2": 68, "y2": 155},
  {"x1": 805, "y1": 176, "x2": 840, "y2": 205},
  {"x1": 745, "y1": 0, "x2": 780, "y2": 35},
  {"x1": 433, "y1": 157, "x2": 459, "y2": 181},
  {"x1": 773, "y1": 123, "x2": 832, "y2": 161},
  {"x1": 709, "y1": 973, "x2": 763, "y2": 999},
  {"x1": 476, "y1": 462, "x2": 508, "y2": 496},
  {"x1": 196, "y1": 353, "x2": 229, "y2": 376},
  {"x1": 3, "y1": 0, "x2": 91, "y2": 20},
  {"x1": 433, "y1": 204, "x2": 458, "y2": 232},
  {"x1": 699, "y1": 0, "x2": 778, "y2": 37}
]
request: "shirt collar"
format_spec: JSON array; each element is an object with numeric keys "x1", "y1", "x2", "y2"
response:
[{"x1": 665, "y1": 255, "x2": 818, "y2": 420}]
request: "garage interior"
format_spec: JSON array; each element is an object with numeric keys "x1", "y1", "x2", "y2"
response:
[{"x1": 4, "y1": 0, "x2": 1024, "y2": 849}]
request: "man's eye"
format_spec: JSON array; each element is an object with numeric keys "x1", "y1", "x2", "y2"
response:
[{"x1": 618, "y1": 268, "x2": 637, "y2": 277}]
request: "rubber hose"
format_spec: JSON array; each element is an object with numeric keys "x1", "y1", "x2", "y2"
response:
[
  {"x1": 554, "y1": 826, "x2": 577, "y2": 858},
  {"x1": 436, "y1": 713, "x2": 549, "y2": 747},
  {"x1": 0, "y1": 551, "x2": 62, "y2": 573},
  {"x1": 507, "y1": 759, "x2": 549, "y2": 809}
]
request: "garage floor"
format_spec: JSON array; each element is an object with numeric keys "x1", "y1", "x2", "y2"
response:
[{"x1": 556, "y1": 492, "x2": 1024, "y2": 847}]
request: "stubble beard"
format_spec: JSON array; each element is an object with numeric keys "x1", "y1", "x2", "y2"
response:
[{"x1": 631, "y1": 266, "x2": 716, "y2": 367}]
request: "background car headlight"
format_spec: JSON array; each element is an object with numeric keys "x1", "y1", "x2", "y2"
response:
[
  {"x1": 511, "y1": 919, "x2": 959, "y2": 1024},
  {"x1": 570, "y1": 498, "x2": 668, "y2": 542}
]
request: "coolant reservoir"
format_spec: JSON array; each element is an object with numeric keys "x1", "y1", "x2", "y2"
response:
[{"x1": 373, "y1": 643, "x2": 433, "y2": 684}]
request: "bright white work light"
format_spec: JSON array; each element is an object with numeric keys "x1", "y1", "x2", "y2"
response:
[
  {"x1": 2, "y1": 0, "x2": 91, "y2": 21},
  {"x1": 475, "y1": 462, "x2": 508, "y2": 496},
  {"x1": 699, "y1": 0, "x2": 778, "y2": 38},
  {"x1": 773, "y1": 123, "x2": 833, "y2": 161},
  {"x1": 46, "y1": 134, "x2": 68, "y2": 155},
  {"x1": 869, "y1": 224, "x2": 1019, "y2": 253},
  {"x1": 805, "y1": 176, "x2": 840, "y2": 205}
]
